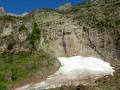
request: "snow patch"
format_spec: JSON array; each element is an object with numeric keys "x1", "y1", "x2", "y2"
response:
[
  {"x1": 57, "y1": 56, "x2": 114, "y2": 75},
  {"x1": 15, "y1": 56, "x2": 115, "y2": 90}
]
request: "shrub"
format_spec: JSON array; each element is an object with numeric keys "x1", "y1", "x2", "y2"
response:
[{"x1": 29, "y1": 23, "x2": 40, "y2": 48}]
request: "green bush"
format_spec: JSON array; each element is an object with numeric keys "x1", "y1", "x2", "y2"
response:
[{"x1": 29, "y1": 23, "x2": 40, "y2": 48}]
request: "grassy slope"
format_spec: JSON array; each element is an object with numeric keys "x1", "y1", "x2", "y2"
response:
[{"x1": 0, "y1": 52, "x2": 57, "y2": 90}]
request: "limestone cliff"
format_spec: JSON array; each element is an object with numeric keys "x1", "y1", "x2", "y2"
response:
[{"x1": 0, "y1": 0, "x2": 119, "y2": 62}]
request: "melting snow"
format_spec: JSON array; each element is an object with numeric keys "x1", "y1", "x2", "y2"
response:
[
  {"x1": 15, "y1": 56, "x2": 115, "y2": 90},
  {"x1": 58, "y1": 56, "x2": 114, "y2": 75}
]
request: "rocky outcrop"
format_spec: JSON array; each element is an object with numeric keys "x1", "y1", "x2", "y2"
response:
[
  {"x1": 0, "y1": 7, "x2": 5, "y2": 15},
  {"x1": 0, "y1": 0, "x2": 119, "y2": 63}
]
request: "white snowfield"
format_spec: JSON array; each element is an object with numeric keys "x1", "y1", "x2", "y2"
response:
[{"x1": 15, "y1": 56, "x2": 115, "y2": 90}]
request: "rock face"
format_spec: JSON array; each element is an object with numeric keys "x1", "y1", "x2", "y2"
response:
[
  {"x1": 0, "y1": 7, "x2": 5, "y2": 15},
  {"x1": 0, "y1": 0, "x2": 120, "y2": 63}
]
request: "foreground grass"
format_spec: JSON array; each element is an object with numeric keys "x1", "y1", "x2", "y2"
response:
[{"x1": 0, "y1": 52, "x2": 57, "y2": 90}]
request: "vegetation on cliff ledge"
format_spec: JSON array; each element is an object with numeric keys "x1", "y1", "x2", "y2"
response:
[{"x1": 29, "y1": 23, "x2": 41, "y2": 48}]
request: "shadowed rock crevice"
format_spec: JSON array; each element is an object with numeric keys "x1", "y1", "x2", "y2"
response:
[
  {"x1": 83, "y1": 27, "x2": 106, "y2": 61},
  {"x1": 62, "y1": 31, "x2": 68, "y2": 56}
]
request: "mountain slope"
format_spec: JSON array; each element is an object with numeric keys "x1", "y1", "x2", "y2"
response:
[{"x1": 0, "y1": 0, "x2": 120, "y2": 90}]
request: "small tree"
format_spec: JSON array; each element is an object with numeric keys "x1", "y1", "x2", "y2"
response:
[{"x1": 29, "y1": 23, "x2": 40, "y2": 48}]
